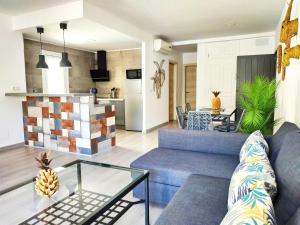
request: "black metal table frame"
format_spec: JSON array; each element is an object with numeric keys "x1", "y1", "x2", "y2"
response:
[{"x1": 0, "y1": 159, "x2": 150, "y2": 225}]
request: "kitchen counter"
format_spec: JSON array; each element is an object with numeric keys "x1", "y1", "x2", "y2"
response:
[
  {"x1": 97, "y1": 98, "x2": 125, "y2": 127},
  {"x1": 8, "y1": 93, "x2": 116, "y2": 155},
  {"x1": 97, "y1": 97, "x2": 124, "y2": 101},
  {"x1": 5, "y1": 92, "x2": 94, "y2": 97}
]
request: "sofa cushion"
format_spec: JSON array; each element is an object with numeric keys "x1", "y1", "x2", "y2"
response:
[
  {"x1": 221, "y1": 187, "x2": 276, "y2": 225},
  {"x1": 273, "y1": 131, "x2": 300, "y2": 224},
  {"x1": 131, "y1": 147, "x2": 239, "y2": 187},
  {"x1": 268, "y1": 122, "x2": 299, "y2": 164},
  {"x1": 154, "y1": 174, "x2": 230, "y2": 225},
  {"x1": 133, "y1": 180, "x2": 180, "y2": 205},
  {"x1": 239, "y1": 130, "x2": 269, "y2": 162}
]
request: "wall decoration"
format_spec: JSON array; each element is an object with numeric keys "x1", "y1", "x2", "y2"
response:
[
  {"x1": 283, "y1": 45, "x2": 300, "y2": 72},
  {"x1": 151, "y1": 59, "x2": 166, "y2": 98},
  {"x1": 277, "y1": 45, "x2": 282, "y2": 74},
  {"x1": 35, "y1": 152, "x2": 59, "y2": 198},
  {"x1": 280, "y1": 0, "x2": 300, "y2": 80}
]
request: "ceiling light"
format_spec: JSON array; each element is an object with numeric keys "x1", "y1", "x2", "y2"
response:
[
  {"x1": 59, "y1": 22, "x2": 72, "y2": 68},
  {"x1": 36, "y1": 27, "x2": 48, "y2": 69}
]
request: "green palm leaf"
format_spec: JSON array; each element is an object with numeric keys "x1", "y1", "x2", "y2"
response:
[{"x1": 239, "y1": 76, "x2": 279, "y2": 135}]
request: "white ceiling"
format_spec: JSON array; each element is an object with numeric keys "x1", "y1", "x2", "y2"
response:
[
  {"x1": 88, "y1": 0, "x2": 286, "y2": 41},
  {"x1": 0, "y1": 0, "x2": 286, "y2": 51},
  {"x1": 0, "y1": 0, "x2": 77, "y2": 15},
  {"x1": 22, "y1": 18, "x2": 141, "y2": 52}
]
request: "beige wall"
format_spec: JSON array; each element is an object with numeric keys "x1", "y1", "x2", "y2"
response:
[
  {"x1": 24, "y1": 39, "x2": 95, "y2": 93},
  {"x1": 96, "y1": 49, "x2": 141, "y2": 97}
]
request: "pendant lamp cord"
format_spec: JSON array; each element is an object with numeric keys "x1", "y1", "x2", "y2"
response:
[
  {"x1": 39, "y1": 33, "x2": 43, "y2": 53},
  {"x1": 63, "y1": 28, "x2": 66, "y2": 53}
]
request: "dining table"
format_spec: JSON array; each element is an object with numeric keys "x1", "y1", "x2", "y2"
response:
[{"x1": 198, "y1": 107, "x2": 231, "y2": 132}]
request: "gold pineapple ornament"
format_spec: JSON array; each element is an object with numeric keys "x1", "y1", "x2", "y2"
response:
[
  {"x1": 35, "y1": 152, "x2": 59, "y2": 198},
  {"x1": 212, "y1": 91, "x2": 221, "y2": 110}
]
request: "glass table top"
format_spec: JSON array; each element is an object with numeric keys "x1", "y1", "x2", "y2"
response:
[
  {"x1": 0, "y1": 160, "x2": 148, "y2": 225},
  {"x1": 198, "y1": 107, "x2": 226, "y2": 115}
]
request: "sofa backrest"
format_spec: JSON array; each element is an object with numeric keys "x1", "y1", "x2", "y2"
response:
[
  {"x1": 287, "y1": 207, "x2": 300, "y2": 225},
  {"x1": 273, "y1": 130, "x2": 300, "y2": 225},
  {"x1": 268, "y1": 122, "x2": 299, "y2": 164},
  {"x1": 158, "y1": 128, "x2": 249, "y2": 156}
]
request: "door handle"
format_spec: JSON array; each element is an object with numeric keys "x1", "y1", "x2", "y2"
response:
[{"x1": 186, "y1": 92, "x2": 190, "y2": 94}]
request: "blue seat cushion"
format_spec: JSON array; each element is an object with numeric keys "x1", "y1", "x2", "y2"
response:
[
  {"x1": 133, "y1": 181, "x2": 180, "y2": 205},
  {"x1": 130, "y1": 147, "x2": 239, "y2": 187},
  {"x1": 154, "y1": 174, "x2": 230, "y2": 225}
]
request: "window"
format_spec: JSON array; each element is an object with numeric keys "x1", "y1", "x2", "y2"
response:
[{"x1": 42, "y1": 51, "x2": 69, "y2": 94}]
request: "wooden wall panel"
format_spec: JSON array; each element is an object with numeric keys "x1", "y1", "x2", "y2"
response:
[{"x1": 169, "y1": 63, "x2": 174, "y2": 120}]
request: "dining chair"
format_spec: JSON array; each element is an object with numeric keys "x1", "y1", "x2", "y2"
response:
[
  {"x1": 176, "y1": 106, "x2": 187, "y2": 129},
  {"x1": 185, "y1": 103, "x2": 192, "y2": 113},
  {"x1": 214, "y1": 109, "x2": 246, "y2": 132},
  {"x1": 187, "y1": 111, "x2": 213, "y2": 131}
]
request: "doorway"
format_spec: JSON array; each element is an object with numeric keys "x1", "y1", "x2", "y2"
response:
[
  {"x1": 169, "y1": 62, "x2": 177, "y2": 121},
  {"x1": 185, "y1": 65, "x2": 197, "y2": 110}
]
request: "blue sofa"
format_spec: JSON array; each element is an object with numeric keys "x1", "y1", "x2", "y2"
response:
[{"x1": 130, "y1": 122, "x2": 300, "y2": 225}]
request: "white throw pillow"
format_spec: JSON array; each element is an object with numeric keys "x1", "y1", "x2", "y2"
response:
[
  {"x1": 227, "y1": 152, "x2": 277, "y2": 209},
  {"x1": 240, "y1": 130, "x2": 269, "y2": 162},
  {"x1": 222, "y1": 187, "x2": 277, "y2": 225}
]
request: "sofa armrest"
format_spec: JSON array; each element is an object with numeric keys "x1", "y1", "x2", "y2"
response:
[{"x1": 158, "y1": 128, "x2": 249, "y2": 156}]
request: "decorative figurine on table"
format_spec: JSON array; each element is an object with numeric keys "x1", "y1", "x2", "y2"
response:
[
  {"x1": 35, "y1": 152, "x2": 59, "y2": 198},
  {"x1": 212, "y1": 91, "x2": 221, "y2": 109}
]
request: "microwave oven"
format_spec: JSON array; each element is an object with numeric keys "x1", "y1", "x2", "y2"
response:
[{"x1": 126, "y1": 69, "x2": 142, "y2": 79}]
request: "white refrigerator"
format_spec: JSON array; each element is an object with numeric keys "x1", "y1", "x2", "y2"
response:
[{"x1": 124, "y1": 78, "x2": 143, "y2": 131}]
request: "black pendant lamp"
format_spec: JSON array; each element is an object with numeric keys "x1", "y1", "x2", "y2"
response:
[
  {"x1": 36, "y1": 27, "x2": 48, "y2": 69},
  {"x1": 59, "y1": 22, "x2": 72, "y2": 68}
]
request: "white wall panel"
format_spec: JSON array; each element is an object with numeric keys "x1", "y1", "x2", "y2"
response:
[
  {"x1": 274, "y1": 0, "x2": 300, "y2": 129},
  {"x1": 196, "y1": 34, "x2": 275, "y2": 113},
  {"x1": 0, "y1": 13, "x2": 27, "y2": 148}
]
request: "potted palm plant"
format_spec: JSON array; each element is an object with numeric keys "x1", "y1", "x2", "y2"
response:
[{"x1": 239, "y1": 76, "x2": 279, "y2": 135}]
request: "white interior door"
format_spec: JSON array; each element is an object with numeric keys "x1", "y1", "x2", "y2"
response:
[{"x1": 204, "y1": 41, "x2": 238, "y2": 112}]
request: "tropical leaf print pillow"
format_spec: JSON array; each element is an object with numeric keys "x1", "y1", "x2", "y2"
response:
[
  {"x1": 240, "y1": 130, "x2": 269, "y2": 162},
  {"x1": 228, "y1": 154, "x2": 277, "y2": 209},
  {"x1": 221, "y1": 187, "x2": 277, "y2": 225}
]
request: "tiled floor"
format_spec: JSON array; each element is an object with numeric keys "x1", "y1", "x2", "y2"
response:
[{"x1": 0, "y1": 121, "x2": 179, "y2": 225}]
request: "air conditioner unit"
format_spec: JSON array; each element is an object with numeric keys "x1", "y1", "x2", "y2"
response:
[{"x1": 154, "y1": 39, "x2": 172, "y2": 54}]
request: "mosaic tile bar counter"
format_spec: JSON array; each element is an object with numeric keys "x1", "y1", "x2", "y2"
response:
[{"x1": 21, "y1": 95, "x2": 116, "y2": 155}]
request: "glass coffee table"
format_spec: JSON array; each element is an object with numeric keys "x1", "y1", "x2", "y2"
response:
[{"x1": 0, "y1": 160, "x2": 149, "y2": 225}]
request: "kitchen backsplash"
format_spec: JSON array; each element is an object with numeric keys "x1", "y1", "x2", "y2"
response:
[
  {"x1": 95, "y1": 49, "x2": 141, "y2": 98},
  {"x1": 24, "y1": 39, "x2": 141, "y2": 97}
]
